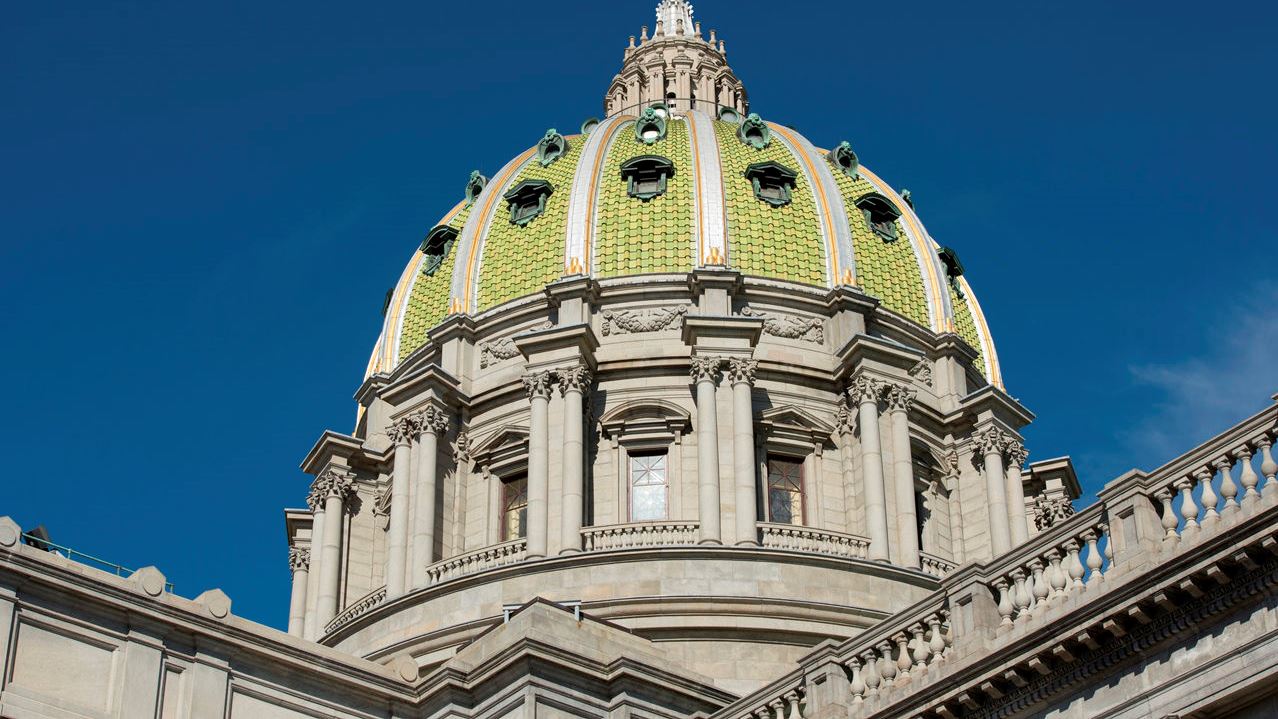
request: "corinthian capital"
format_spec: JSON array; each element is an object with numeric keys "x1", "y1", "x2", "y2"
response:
[
  {"x1": 689, "y1": 355, "x2": 722, "y2": 384},
  {"x1": 973, "y1": 426, "x2": 1010, "y2": 457},
  {"x1": 453, "y1": 430, "x2": 472, "y2": 464},
  {"x1": 883, "y1": 383, "x2": 916, "y2": 413},
  {"x1": 1006, "y1": 440, "x2": 1029, "y2": 467},
  {"x1": 288, "y1": 547, "x2": 310, "y2": 572},
  {"x1": 835, "y1": 396, "x2": 854, "y2": 435},
  {"x1": 726, "y1": 357, "x2": 758, "y2": 386},
  {"x1": 522, "y1": 371, "x2": 554, "y2": 400},
  {"x1": 557, "y1": 365, "x2": 593, "y2": 394},
  {"x1": 414, "y1": 406, "x2": 449, "y2": 437},
  {"x1": 317, "y1": 467, "x2": 356, "y2": 501},
  {"x1": 386, "y1": 415, "x2": 417, "y2": 445},
  {"x1": 846, "y1": 372, "x2": 880, "y2": 405}
]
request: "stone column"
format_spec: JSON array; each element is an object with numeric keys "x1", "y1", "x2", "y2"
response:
[
  {"x1": 728, "y1": 357, "x2": 759, "y2": 545},
  {"x1": 315, "y1": 469, "x2": 355, "y2": 633},
  {"x1": 558, "y1": 366, "x2": 592, "y2": 554},
  {"x1": 411, "y1": 407, "x2": 448, "y2": 587},
  {"x1": 385, "y1": 417, "x2": 414, "y2": 598},
  {"x1": 976, "y1": 427, "x2": 1012, "y2": 556},
  {"x1": 286, "y1": 548, "x2": 309, "y2": 637},
  {"x1": 836, "y1": 399, "x2": 860, "y2": 535},
  {"x1": 850, "y1": 374, "x2": 890, "y2": 562},
  {"x1": 302, "y1": 481, "x2": 326, "y2": 640},
  {"x1": 691, "y1": 356, "x2": 723, "y2": 544},
  {"x1": 523, "y1": 371, "x2": 554, "y2": 559},
  {"x1": 1005, "y1": 441, "x2": 1030, "y2": 546},
  {"x1": 885, "y1": 384, "x2": 920, "y2": 568}
]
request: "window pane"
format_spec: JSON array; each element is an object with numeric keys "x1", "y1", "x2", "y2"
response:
[
  {"x1": 766, "y1": 457, "x2": 804, "y2": 524},
  {"x1": 630, "y1": 452, "x2": 668, "y2": 521},
  {"x1": 503, "y1": 477, "x2": 528, "y2": 540}
]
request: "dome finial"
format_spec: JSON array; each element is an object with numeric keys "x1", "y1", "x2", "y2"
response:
[{"x1": 656, "y1": 0, "x2": 696, "y2": 37}]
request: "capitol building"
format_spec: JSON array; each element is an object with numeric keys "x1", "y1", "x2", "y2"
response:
[{"x1": 3, "y1": 2, "x2": 1277, "y2": 718}]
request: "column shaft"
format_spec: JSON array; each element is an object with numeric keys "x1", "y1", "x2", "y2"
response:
[
  {"x1": 411, "y1": 422, "x2": 441, "y2": 587},
  {"x1": 979, "y1": 431, "x2": 1011, "y2": 555},
  {"x1": 286, "y1": 559, "x2": 309, "y2": 637},
  {"x1": 859, "y1": 397, "x2": 890, "y2": 562},
  {"x1": 692, "y1": 358, "x2": 722, "y2": 544},
  {"x1": 386, "y1": 430, "x2": 412, "y2": 598},
  {"x1": 729, "y1": 359, "x2": 758, "y2": 545},
  {"x1": 315, "y1": 490, "x2": 346, "y2": 632},
  {"x1": 302, "y1": 495, "x2": 325, "y2": 639},
  {"x1": 559, "y1": 369, "x2": 589, "y2": 554},
  {"x1": 889, "y1": 402, "x2": 920, "y2": 567},
  {"x1": 525, "y1": 372, "x2": 552, "y2": 559},
  {"x1": 1005, "y1": 444, "x2": 1030, "y2": 546}
]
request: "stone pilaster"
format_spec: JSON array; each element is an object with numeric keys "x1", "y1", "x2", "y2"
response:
[
  {"x1": 727, "y1": 357, "x2": 759, "y2": 545},
  {"x1": 1004, "y1": 440, "x2": 1030, "y2": 545},
  {"x1": 975, "y1": 426, "x2": 1012, "y2": 556}
]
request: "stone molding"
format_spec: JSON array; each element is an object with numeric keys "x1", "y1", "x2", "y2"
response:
[{"x1": 600, "y1": 305, "x2": 687, "y2": 336}]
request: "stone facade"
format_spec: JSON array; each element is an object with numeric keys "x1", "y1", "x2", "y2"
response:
[{"x1": 3, "y1": 2, "x2": 1276, "y2": 718}]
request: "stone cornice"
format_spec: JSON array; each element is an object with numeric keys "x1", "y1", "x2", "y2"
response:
[
  {"x1": 299, "y1": 430, "x2": 381, "y2": 476},
  {"x1": 958, "y1": 384, "x2": 1036, "y2": 429},
  {"x1": 378, "y1": 363, "x2": 466, "y2": 410},
  {"x1": 515, "y1": 323, "x2": 600, "y2": 373},
  {"x1": 834, "y1": 333, "x2": 926, "y2": 381}
]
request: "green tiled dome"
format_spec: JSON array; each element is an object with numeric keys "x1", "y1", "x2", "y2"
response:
[{"x1": 369, "y1": 109, "x2": 1002, "y2": 386}]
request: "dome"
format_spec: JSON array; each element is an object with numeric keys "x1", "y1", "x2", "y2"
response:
[{"x1": 366, "y1": 21, "x2": 1001, "y2": 388}]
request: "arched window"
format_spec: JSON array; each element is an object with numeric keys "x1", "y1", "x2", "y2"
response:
[
  {"x1": 856, "y1": 194, "x2": 901, "y2": 242},
  {"x1": 536, "y1": 129, "x2": 570, "y2": 166},
  {"x1": 737, "y1": 112, "x2": 771, "y2": 150},
  {"x1": 633, "y1": 107, "x2": 668, "y2": 145}
]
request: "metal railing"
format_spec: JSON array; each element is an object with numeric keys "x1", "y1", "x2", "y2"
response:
[{"x1": 20, "y1": 532, "x2": 175, "y2": 593}]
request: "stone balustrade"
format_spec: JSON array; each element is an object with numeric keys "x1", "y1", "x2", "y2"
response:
[
  {"x1": 324, "y1": 586, "x2": 386, "y2": 634},
  {"x1": 424, "y1": 538, "x2": 527, "y2": 586},
  {"x1": 580, "y1": 521, "x2": 700, "y2": 551},
  {"x1": 918, "y1": 552, "x2": 957, "y2": 579},
  {"x1": 707, "y1": 398, "x2": 1278, "y2": 719},
  {"x1": 984, "y1": 504, "x2": 1110, "y2": 627},
  {"x1": 758, "y1": 523, "x2": 871, "y2": 560}
]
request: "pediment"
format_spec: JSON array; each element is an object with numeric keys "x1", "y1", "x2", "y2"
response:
[
  {"x1": 471, "y1": 424, "x2": 530, "y2": 469},
  {"x1": 758, "y1": 405, "x2": 835, "y2": 446},
  {"x1": 599, "y1": 398, "x2": 691, "y2": 439}
]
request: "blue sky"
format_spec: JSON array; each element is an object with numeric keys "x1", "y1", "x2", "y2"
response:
[{"x1": 2, "y1": 0, "x2": 1275, "y2": 628}]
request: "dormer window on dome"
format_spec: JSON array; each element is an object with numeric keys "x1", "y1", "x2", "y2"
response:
[
  {"x1": 620, "y1": 155, "x2": 675, "y2": 201},
  {"x1": 420, "y1": 225, "x2": 458, "y2": 277},
  {"x1": 634, "y1": 108, "x2": 668, "y2": 145},
  {"x1": 856, "y1": 194, "x2": 901, "y2": 242},
  {"x1": 718, "y1": 106, "x2": 741, "y2": 124},
  {"x1": 828, "y1": 141, "x2": 859, "y2": 179},
  {"x1": 737, "y1": 113, "x2": 771, "y2": 149},
  {"x1": 465, "y1": 171, "x2": 488, "y2": 206},
  {"x1": 937, "y1": 246, "x2": 965, "y2": 295},
  {"x1": 504, "y1": 179, "x2": 554, "y2": 227},
  {"x1": 536, "y1": 129, "x2": 570, "y2": 166},
  {"x1": 744, "y1": 161, "x2": 797, "y2": 207}
]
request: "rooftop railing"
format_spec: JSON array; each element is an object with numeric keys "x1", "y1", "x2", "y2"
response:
[{"x1": 20, "y1": 531, "x2": 175, "y2": 593}]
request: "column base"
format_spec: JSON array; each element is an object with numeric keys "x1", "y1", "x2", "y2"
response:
[
  {"x1": 697, "y1": 538, "x2": 723, "y2": 546},
  {"x1": 558, "y1": 548, "x2": 582, "y2": 556},
  {"x1": 734, "y1": 540, "x2": 759, "y2": 547}
]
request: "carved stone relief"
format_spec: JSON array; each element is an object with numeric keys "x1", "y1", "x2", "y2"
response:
[
  {"x1": 601, "y1": 306, "x2": 687, "y2": 336},
  {"x1": 741, "y1": 306, "x2": 823, "y2": 344}
]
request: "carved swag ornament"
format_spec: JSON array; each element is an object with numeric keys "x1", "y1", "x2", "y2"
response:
[
  {"x1": 601, "y1": 306, "x2": 687, "y2": 336},
  {"x1": 478, "y1": 321, "x2": 553, "y2": 368},
  {"x1": 741, "y1": 306, "x2": 823, "y2": 344}
]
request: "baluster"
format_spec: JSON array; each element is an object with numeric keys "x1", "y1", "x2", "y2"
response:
[
  {"x1": 1176, "y1": 477, "x2": 1200, "y2": 538},
  {"x1": 754, "y1": 707, "x2": 769, "y2": 719},
  {"x1": 877, "y1": 640, "x2": 897, "y2": 689},
  {"x1": 1215, "y1": 457, "x2": 1239, "y2": 516},
  {"x1": 848, "y1": 657, "x2": 865, "y2": 702},
  {"x1": 910, "y1": 622, "x2": 930, "y2": 669},
  {"x1": 1197, "y1": 467, "x2": 1219, "y2": 529},
  {"x1": 1046, "y1": 549, "x2": 1067, "y2": 599},
  {"x1": 1065, "y1": 539, "x2": 1085, "y2": 591},
  {"x1": 769, "y1": 698, "x2": 785, "y2": 719},
  {"x1": 861, "y1": 649, "x2": 880, "y2": 698},
  {"x1": 1236, "y1": 445, "x2": 1261, "y2": 507},
  {"x1": 785, "y1": 690, "x2": 802, "y2": 719},
  {"x1": 995, "y1": 578, "x2": 1014, "y2": 625},
  {"x1": 1012, "y1": 569, "x2": 1031, "y2": 618},
  {"x1": 1030, "y1": 559, "x2": 1049, "y2": 611},
  {"x1": 1155, "y1": 487, "x2": 1179, "y2": 544},
  {"x1": 1083, "y1": 529, "x2": 1103, "y2": 585},
  {"x1": 927, "y1": 613, "x2": 946, "y2": 663},
  {"x1": 1103, "y1": 526, "x2": 1114, "y2": 571},
  {"x1": 1256, "y1": 437, "x2": 1278, "y2": 504},
  {"x1": 894, "y1": 632, "x2": 912, "y2": 682}
]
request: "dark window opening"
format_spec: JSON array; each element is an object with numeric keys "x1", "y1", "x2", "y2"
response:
[
  {"x1": 620, "y1": 155, "x2": 675, "y2": 201},
  {"x1": 503, "y1": 179, "x2": 554, "y2": 227},
  {"x1": 501, "y1": 475, "x2": 528, "y2": 541},
  {"x1": 767, "y1": 455, "x2": 805, "y2": 525},
  {"x1": 856, "y1": 194, "x2": 901, "y2": 242},
  {"x1": 419, "y1": 224, "x2": 459, "y2": 277},
  {"x1": 744, "y1": 161, "x2": 798, "y2": 207}
]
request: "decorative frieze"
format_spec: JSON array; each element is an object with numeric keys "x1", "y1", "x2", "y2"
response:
[
  {"x1": 478, "y1": 321, "x2": 553, "y2": 368},
  {"x1": 740, "y1": 306, "x2": 823, "y2": 344},
  {"x1": 601, "y1": 306, "x2": 686, "y2": 336}
]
